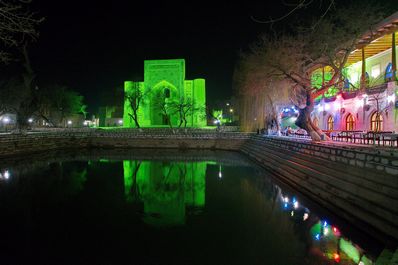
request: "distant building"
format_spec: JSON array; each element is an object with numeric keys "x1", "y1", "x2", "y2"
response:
[
  {"x1": 123, "y1": 59, "x2": 206, "y2": 127},
  {"x1": 98, "y1": 106, "x2": 123, "y2": 127}
]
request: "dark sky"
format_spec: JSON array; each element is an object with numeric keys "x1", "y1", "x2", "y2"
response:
[{"x1": 27, "y1": 0, "x2": 358, "y2": 114}]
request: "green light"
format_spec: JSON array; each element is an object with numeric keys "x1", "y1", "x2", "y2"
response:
[
  {"x1": 123, "y1": 59, "x2": 206, "y2": 128},
  {"x1": 123, "y1": 160, "x2": 207, "y2": 226},
  {"x1": 339, "y1": 238, "x2": 360, "y2": 263}
]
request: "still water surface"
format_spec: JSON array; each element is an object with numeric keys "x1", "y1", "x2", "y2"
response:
[{"x1": 0, "y1": 149, "x2": 384, "y2": 264}]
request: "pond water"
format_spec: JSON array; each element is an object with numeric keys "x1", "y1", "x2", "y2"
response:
[{"x1": 0, "y1": 149, "x2": 384, "y2": 265}]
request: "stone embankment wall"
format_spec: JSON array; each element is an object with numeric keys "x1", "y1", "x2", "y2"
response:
[
  {"x1": 0, "y1": 129, "x2": 251, "y2": 157},
  {"x1": 241, "y1": 135, "x2": 398, "y2": 243},
  {"x1": 1, "y1": 130, "x2": 398, "y2": 243}
]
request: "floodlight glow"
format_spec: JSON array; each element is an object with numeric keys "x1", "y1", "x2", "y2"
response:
[
  {"x1": 293, "y1": 201, "x2": 299, "y2": 209},
  {"x1": 226, "y1": 103, "x2": 230, "y2": 106},
  {"x1": 355, "y1": 99, "x2": 364, "y2": 108},
  {"x1": 324, "y1": 104, "x2": 330, "y2": 111},
  {"x1": 303, "y1": 213, "x2": 309, "y2": 221},
  {"x1": 284, "y1": 197, "x2": 289, "y2": 203},
  {"x1": 28, "y1": 118, "x2": 33, "y2": 123},
  {"x1": 67, "y1": 120, "x2": 72, "y2": 125},
  {"x1": 318, "y1": 106, "x2": 324, "y2": 112},
  {"x1": 388, "y1": 94, "x2": 395, "y2": 103},
  {"x1": 3, "y1": 117, "x2": 10, "y2": 123},
  {"x1": 118, "y1": 119, "x2": 123, "y2": 124},
  {"x1": 229, "y1": 108, "x2": 233, "y2": 113},
  {"x1": 3, "y1": 170, "x2": 10, "y2": 179},
  {"x1": 350, "y1": 72, "x2": 359, "y2": 84}
]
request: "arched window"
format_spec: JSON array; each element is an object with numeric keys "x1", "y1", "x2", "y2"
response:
[
  {"x1": 164, "y1": 88, "x2": 170, "y2": 98},
  {"x1": 313, "y1": 117, "x2": 319, "y2": 128},
  {"x1": 346, "y1": 114, "x2": 355, "y2": 131},
  {"x1": 370, "y1": 112, "x2": 383, "y2": 132},
  {"x1": 327, "y1": 116, "x2": 334, "y2": 131}
]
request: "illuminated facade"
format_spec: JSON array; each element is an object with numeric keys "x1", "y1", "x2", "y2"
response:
[
  {"x1": 309, "y1": 13, "x2": 398, "y2": 133},
  {"x1": 123, "y1": 160, "x2": 206, "y2": 226},
  {"x1": 123, "y1": 59, "x2": 206, "y2": 127}
]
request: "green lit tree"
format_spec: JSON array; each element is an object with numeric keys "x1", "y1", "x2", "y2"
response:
[
  {"x1": 153, "y1": 91, "x2": 174, "y2": 128},
  {"x1": 125, "y1": 83, "x2": 147, "y2": 128},
  {"x1": 169, "y1": 97, "x2": 204, "y2": 128},
  {"x1": 48, "y1": 85, "x2": 86, "y2": 127}
]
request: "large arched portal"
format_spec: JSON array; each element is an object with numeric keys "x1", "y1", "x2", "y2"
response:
[{"x1": 151, "y1": 80, "x2": 178, "y2": 126}]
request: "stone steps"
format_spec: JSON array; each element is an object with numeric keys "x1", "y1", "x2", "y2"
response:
[
  {"x1": 248, "y1": 137, "x2": 398, "y2": 200},
  {"x1": 241, "y1": 137, "x2": 398, "y2": 241},
  {"x1": 375, "y1": 248, "x2": 398, "y2": 265}
]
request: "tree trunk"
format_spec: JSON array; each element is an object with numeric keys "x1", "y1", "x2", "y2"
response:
[
  {"x1": 295, "y1": 91, "x2": 330, "y2": 141},
  {"x1": 132, "y1": 113, "x2": 140, "y2": 128},
  {"x1": 16, "y1": 111, "x2": 29, "y2": 133}
]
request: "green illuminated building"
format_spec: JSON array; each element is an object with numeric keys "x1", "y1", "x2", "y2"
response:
[
  {"x1": 123, "y1": 59, "x2": 207, "y2": 127},
  {"x1": 123, "y1": 160, "x2": 207, "y2": 226}
]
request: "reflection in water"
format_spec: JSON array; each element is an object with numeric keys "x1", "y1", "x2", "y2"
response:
[
  {"x1": 123, "y1": 160, "x2": 206, "y2": 226},
  {"x1": 278, "y1": 191, "x2": 375, "y2": 265},
  {"x1": 0, "y1": 151, "x2": 382, "y2": 265}
]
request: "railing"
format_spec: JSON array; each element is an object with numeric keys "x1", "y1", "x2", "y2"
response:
[{"x1": 331, "y1": 130, "x2": 398, "y2": 147}]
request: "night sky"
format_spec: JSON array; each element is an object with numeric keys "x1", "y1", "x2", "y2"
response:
[{"x1": 27, "y1": 0, "x2": 369, "y2": 114}]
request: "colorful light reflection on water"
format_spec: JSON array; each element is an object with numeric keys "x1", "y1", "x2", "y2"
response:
[{"x1": 0, "y1": 150, "x2": 383, "y2": 264}]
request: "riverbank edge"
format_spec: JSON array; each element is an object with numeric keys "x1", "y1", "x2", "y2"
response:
[{"x1": 0, "y1": 131, "x2": 397, "y2": 246}]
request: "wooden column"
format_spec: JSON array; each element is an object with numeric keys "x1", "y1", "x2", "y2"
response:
[
  {"x1": 392, "y1": 32, "x2": 397, "y2": 81},
  {"x1": 361, "y1": 47, "x2": 366, "y2": 89}
]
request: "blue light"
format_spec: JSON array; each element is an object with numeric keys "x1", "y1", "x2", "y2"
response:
[
  {"x1": 323, "y1": 221, "x2": 328, "y2": 227},
  {"x1": 292, "y1": 197, "x2": 297, "y2": 203},
  {"x1": 284, "y1": 203, "x2": 288, "y2": 208},
  {"x1": 315, "y1": 234, "x2": 320, "y2": 240}
]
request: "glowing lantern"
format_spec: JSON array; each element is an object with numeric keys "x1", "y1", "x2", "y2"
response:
[{"x1": 333, "y1": 253, "x2": 340, "y2": 263}]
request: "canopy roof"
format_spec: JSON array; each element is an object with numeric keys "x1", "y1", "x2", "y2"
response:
[{"x1": 347, "y1": 12, "x2": 398, "y2": 65}]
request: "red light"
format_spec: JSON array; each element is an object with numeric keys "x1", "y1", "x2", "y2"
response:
[{"x1": 333, "y1": 253, "x2": 340, "y2": 263}]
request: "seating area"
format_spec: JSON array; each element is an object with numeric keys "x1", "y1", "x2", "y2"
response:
[{"x1": 331, "y1": 130, "x2": 398, "y2": 146}]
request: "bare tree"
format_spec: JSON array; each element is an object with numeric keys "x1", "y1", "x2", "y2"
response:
[
  {"x1": 0, "y1": 0, "x2": 43, "y2": 63},
  {"x1": 170, "y1": 97, "x2": 204, "y2": 128},
  {"x1": 236, "y1": 2, "x2": 385, "y2": 140},
  {"x1": 125, "y1": 83, "x2": 147, "y2": 128}
]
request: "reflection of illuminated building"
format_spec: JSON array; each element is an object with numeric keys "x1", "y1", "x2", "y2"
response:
[{"x1": 123, "y1": 160, "x2": 207, "y2": 226}]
